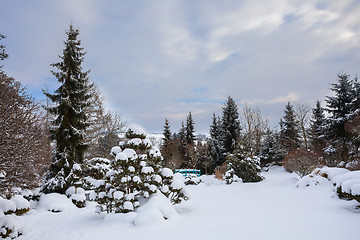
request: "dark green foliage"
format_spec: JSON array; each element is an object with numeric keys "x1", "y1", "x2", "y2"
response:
[
  {"x1": 125, "y1": 129, "x2": 146, "y2": 139},
  {"x1": 279, "y1": 102, "x2": 301, "y2": 152},
  {"x1": 309, "y1": 100, "x2": 327, "y2": 152},
  {"x1": 221, "y1": 96, "x2": 241, "y2": 154},
  {"x1": 259, "y1": 128, "x2": 285, "y2": 166},
  {"x1": 43, "y1": 25, "x2": 92, "y2": 194},
  {"x1": 208, "y1": 113, "x2": 225, "y2": 167},
  {"x1": 185, "y1": 112, "x2": 195, "y2": 144},
  {"x1": 225, "y1": 154, "x2": 263, "y2": 183},
  {"x1": 178, "y1": 122, "x2": 186, "y2": 144},
  {"x1": 163, "y1": 119, "x2": 172, "y2": 145},
  {"x1": 325, "y1": 73, "x2": 360, "y2": 162},
  {"x1": 95, "y1": 132, "x2": 189, "y2": 214}
]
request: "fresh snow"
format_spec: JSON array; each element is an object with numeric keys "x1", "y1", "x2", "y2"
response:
[
  {"x1": 37, "y1": 193, "x2": 76, "y2": 212},
  {"x1": 161, "y1": 168, "x2": 173, "y2": 178},
  {"x1": 10, "y1": 195, "x2": 30, "y2": 210},
  {"x1": 8, "y1": 167, "x2": 360, "y2": 240},
  {"x1": 122, "y1": 148, "x2": 137, "y2": 159},
  {"x1": 333, "y1": 170, "x2": 360, "y2": 195},
  {"x1": 0, "y1": 198, "x2": 16, "y2": 214}
]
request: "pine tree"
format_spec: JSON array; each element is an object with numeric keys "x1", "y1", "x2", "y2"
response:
[
  {"x1": 185, "y1": 112, "x2": 195, "y2": 144},
  {"x1": 309, "y1": 100, "x2": 326, "y2": 152},
  {"x1": 325, "y1": 73, "x2": 360, "y2": 162},
  {"x1": 259, "y1": 128, "x2": 285, "y2": 166},
  {"x1": 95, "y1": 132, "x2": 189, "y2": 213},
  {"x1": 208, "y1": 113, "x2": 224, "y2": 167},
  {"x1": 43, "y1": 25, "x2": 93, "y2": 194},
  {"x1": 279, "y1": 102, "x2": 301, "y2": 152},
  {"x1": 178, "y1": 121, "x2": 186, "y2": 145},
  {"x1": 221, "y1": 96, "x2": 241, "y2": 154},
  {"x1": 163, "y1": 118, "x2": 172, "y2": 146}
]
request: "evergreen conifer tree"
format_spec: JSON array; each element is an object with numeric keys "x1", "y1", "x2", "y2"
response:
[
  {"x1": 259, "y1": 128, "x2": 285, "y2": 166},
  {"x1": 43, "y1": 25, "x2": 92, "y2": 193},
  {"x1": 178, "y1": 121, "x2": 186, "y2": 145},
  {"x1": 95, "y1": 131, "x2": 189, "y2": 213},
  {"x1": 325, "y1": 73, "x2": 360, "y2": 162},
  {"x1": 208, "y1": 113, "x2": 225, "y2": 167},
  {"x1": 163, "y1": 118, "x2": 172, "y2": 146},
  {"x1": 279, "y1": 102, "x2": 301, "y2": 152},
  {"x1": 221, "y1": 96, "x2": 241, "y2": 154},
  {"x1": 309, "y1": 100, "x2": 327, "y2": 152},
  {"x1": 185, "y1": 112, "x2": 195, "y2": 144}
]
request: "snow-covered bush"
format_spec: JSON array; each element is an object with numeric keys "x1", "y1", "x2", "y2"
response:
[
  {"x1": 283, "y1": 149, "x2": 323, "y2": 177},
  {"x1": 296, "y1": 175, "x2": 331, "y2": 188},
  {"x1": 0, "y1": 194, "x2": 32, "y2": 217},
  {"x1": 333, "y1": 170, "x2": 360, "y2": 203},
  {"x1": 37, "y1": 193, "x2": 76, "y2": 213},
  {"x1": 94, "y1": 131, "x2": 189, "y2": 214},
  {"x1": 10, "y1": 195, "x2": 30, "y2": 215},
  {"x1": 184, "y1": 174, "x2": 201, "y2": 185},
  {"x1": 0, "y1": 197, "x2": 16, "y2": 215},
  {"x1": 64, "y1": 164, "x2": 86, "y2": 208},
  {"x1": 0, "y1": 216, "x2": 19, "y2": 239},
  {"x1": 296, "y1": 167, "x2": 350, "y2": 188},
  {"x1": 65, "y1": 186, "x2": 86, "y2": 208},
  {"x1": 224, "y1": 168, "x2": 242, "y2": 184},
  {"x1": 225, "y1": 154, "x2": 263, "y2": 183}
]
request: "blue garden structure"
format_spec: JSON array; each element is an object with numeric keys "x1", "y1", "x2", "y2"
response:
[{"x1": 175, "y1": 169, "x2": 201, "y2": 177}]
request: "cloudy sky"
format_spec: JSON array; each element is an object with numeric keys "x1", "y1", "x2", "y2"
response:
[{"x1": 1, "y1": 0, "x2": 360, "y2": 133}]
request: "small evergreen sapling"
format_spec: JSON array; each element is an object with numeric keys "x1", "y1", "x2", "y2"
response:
[
  {"x1": 225, "y1": 153, "x2": 263, "y2": 183},
  {"x1": 94, "y1": 130, "x2": 189, "y2": 214}
]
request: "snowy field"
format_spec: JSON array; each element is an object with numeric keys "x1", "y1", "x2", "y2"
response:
[{"x1": 15, "y1": 167, "x2": 360, "y2": 240}]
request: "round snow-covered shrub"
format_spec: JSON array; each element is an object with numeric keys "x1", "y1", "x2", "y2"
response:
[
  {"x1": 184, "y1": 174, "x2": 202, "y2": 185},
  {"x1": 0, "y1": 197, "x2": 16, "y2": 215},
  {"x1": 134, "y1": 192, "x2": 178, "y2": 226},
  {"x1": 225, "y1": 154, "x2": 263, "y2": 183},
  {"x1": 37, "y1": 193, "x2": 76, "y2": 212},
  {"x1": 10, "y1": 195, "x2": 30, "y2": 215},
  {"x1": 333, "y1": 171, "x2": 360, "y2": 203},
  {"x1": 0, "y1": 215, "x2": 19, "y2": 239},
  {"x1": 296, "y1": 175, "x2": 331, "y2": 188},
  {"x1": 65, "y1": 186, "x2": 86, "y2": 208}
]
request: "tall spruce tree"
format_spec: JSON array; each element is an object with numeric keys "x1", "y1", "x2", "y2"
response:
[
  {"x1": 43, "y1": 25, "x2": 92, "y2": 193},
  {"x1": 178, "y1": 121, "x2": 186, "y2": 145},
  {"x1": 208, "y1": 113, "x2": 224, "y2": 167},
  {"x1": 325, "y1": 73, "x2": 360, "y2": 162},
  {"x1": 309, "y1": 100, "x2": 326, "y2": 152},
  {"x1": 221, "y1": 96, "x2": 241, "y2": 154},
  {"x1": 185, "y1": 112, "x2": 195, "y2": 144},
  {"x1": 163, "y1": 118, "x2": 172, "y2": 146},
  {"x1": 279, "y1": 102, "x2": 301, "y2": 152}
]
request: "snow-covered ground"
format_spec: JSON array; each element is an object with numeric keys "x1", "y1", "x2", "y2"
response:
[{"x1": 13, "y1": 167, "x2": 360, "y2": 240}]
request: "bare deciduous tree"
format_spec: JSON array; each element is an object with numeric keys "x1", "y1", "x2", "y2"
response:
[
  {"x1": 0, "y1": 72, "x2": 50, "y2": 196},
  {"x1": 85, "y1": 85, "x2": 126, "y2": 158},
  {"x1": 282, "y1": 149, "x2": 323, "y2": 177},
  {"x1": 296, "y1": 102, "x2": 311, "y2": 149},
  {"x1": 240, "y1": 104, "x2": 268, "y2": 157}
]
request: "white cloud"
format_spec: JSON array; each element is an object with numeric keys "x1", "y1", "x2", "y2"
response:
[
  {"x1": 2, "y1": 0, "x2": 360, "y2": 133},
  {"x1": 267, "y1": 93, "x2": 300, "y2": 104}
]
